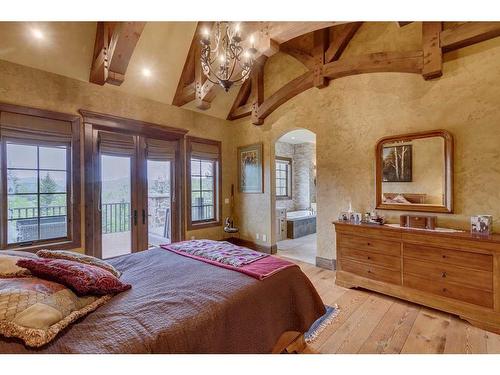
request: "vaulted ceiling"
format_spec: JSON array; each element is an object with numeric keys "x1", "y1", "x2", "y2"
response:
[{"x1": 1, "y1": 21, "x2": 500, "y2": 124}]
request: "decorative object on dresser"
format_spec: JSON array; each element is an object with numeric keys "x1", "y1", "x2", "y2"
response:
[
  {"x1": 400, "y1": 214, "x2": 437, "y2": 230},
  {"x1": 376, "y1": 129, "x2": 454, "y2": 213},
  {"x1": 334, "y1": 221, "x2": 500, "y2": 334},
  {"x1": 471, "y1": 215, "x2": 493, "y2": 235}
]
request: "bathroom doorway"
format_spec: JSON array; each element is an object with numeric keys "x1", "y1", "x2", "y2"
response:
[{"x1": 274, "y1": 129, "x2": 317, "y2": 264}]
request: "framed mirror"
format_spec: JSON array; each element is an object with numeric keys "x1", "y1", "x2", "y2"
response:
[{"x1": 375, "y1": 130, "x2": 453, "y2": 213}]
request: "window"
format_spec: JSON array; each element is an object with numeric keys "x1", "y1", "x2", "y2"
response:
[
  {"x1": 186, "y1": 137, "x2": 221, "y2": 229},
  {"x1": 6, "y1": 143, "x2": 69, "y2": 244},
  {"x1": 0, "y1": 104, "x2": 81, "y2": 251},
  {"x1": 276, "y1": 157, "x2": 292, "y2": 199}
]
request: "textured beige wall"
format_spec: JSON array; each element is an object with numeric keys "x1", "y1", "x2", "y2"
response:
[
  {"x1": 232, "y1": 22, "x2": 500, "y2": 260},
  {"x1": 0, "y1": 59, "x2": 236, "y2": 253}
]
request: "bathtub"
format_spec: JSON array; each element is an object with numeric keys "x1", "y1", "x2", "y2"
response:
[
  {"x1": 286, "y1": 210, "x2": 317, "y2": 239},
  {"x1": 286, "y1": 210, "x2": 315, "y2": 220}
]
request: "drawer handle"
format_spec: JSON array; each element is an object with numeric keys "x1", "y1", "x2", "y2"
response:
[
  {"x1": 367, "y1": 242, "x2": 372, "y2": 246},
  {"x1": 442, "y1": 287, "x2": 448, "y2": 293},
  {"x1": 367, "y1": 256, "x2": 371, "y2": 260},
  {"x1": 441, "y1": 272, "x2": 447, "y2": 278},
  {"x1": 367, "y1": 270, "x2": 372, "y2": 274},
  {"x1": 442, "y1": 255, "x2": 447, "y2": 259}
]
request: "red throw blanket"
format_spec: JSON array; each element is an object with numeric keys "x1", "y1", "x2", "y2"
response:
[{"x1": 161, "y1": 240, "x2": 297, "y2": 280}]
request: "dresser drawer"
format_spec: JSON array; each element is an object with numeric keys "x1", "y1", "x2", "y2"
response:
[
  {"x1": 339, "y1": 234, "x2": 400, "y2": 257},
  {"x1": 340, "y1": 247, "x2": 401, "y2": 270},
  {"x1": 403, "y1": 273, "x2": 493, "y2": 308},
  {"x1": 341, "y1": 259, "x2": 401, "y2": 285},
  {"x1": 403, "y1": 258, "x2": 493, "y2": 291},
  {"x1": 403, "y1": 243, "x2": 493, "y2": 272}
]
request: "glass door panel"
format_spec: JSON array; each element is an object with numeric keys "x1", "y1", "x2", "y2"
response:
[
  {"x1": 101, "y1": 154, "x2": 132, "y2": 259},
  {"x1": 147, "y1": 160, "x2": 172, "y2": 247}
]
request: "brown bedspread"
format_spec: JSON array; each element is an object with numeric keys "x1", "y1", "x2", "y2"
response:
[{"x1": 0, "y1": 248, "x2": 325, "y2": 353}]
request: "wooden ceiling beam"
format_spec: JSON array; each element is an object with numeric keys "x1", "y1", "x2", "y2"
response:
[
  {"x1": 312, "y1": 28, "x2": 330, "y2": 88},
  {"x1": 323, "y1": 51, "x2": 423, "y2": 79},
  {"x1": 251, "y1": 57, "x2": 267, "y2": 125},
  {"x1": 440, "y1": 22, "x2": 500, "y2": 52},
  {"x1": 226, "y1": 78, "x2": 252, "y2": 120},
  {"x1": 397, "y1": 22, "x2": 413, "y2": 27},
  {"x1": 89, "y1": 22, "x2": 145, "y2": 86},
  {"x1": 325, "y1": 22, "x2": 363, "y2": 63},
  {"x1": 422, "y1": 22, "x2": 443, "y2": 80},
  {"x1": 278, "y1": 44, "x2": 315, "y2": 70},
  {"x1": 172, "y1": 22, "x2": 213, "y2": 107},
  {"x1": 255, "y1": 71, "x2": 314, "y2": 124}
]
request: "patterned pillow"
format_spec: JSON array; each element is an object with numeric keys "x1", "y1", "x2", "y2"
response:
[
  {"x1": 37, "y1": 250, "x2": 121, "y2": 278},
  {"x1": 0, "y1": 254, "x2": 33, "y2": 278},
  {"x1": 16, "y1": 258, "x2": 131, "y2": 296},
  {"x1": 0, "y1": 277, "x2": 111, "y2": 347}
]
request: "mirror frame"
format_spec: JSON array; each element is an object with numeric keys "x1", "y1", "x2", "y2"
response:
[{"x1": 375, "y1": 129, "x2": 454, "y2": 213}]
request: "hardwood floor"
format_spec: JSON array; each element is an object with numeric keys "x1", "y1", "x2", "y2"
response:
[{"x1": 292, "y1": 257, "x2": 500, "y2": 354}]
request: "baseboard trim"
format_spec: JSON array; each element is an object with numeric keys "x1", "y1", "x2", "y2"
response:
[
  {"x1": 315, "y1": 256, "x2": 336, "y2": 270},
  {"x1": 226, "y1": 237, "x2": 277, "y2": 254}
]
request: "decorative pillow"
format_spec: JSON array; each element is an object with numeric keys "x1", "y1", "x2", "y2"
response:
[
  {"x1": 0, "y1": 277, "x2": 111, "y2": 347},
  {"x1": 0, "y1": 254, "x2": 33, "y2": 278},
  {"x1": 36, "y1": 250, "x2": 122, "y2": 278},
  {"x1": 16, "y1": 258, "x2": 131, "y2": 296}
]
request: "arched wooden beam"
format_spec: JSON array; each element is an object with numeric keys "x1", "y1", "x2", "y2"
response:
[
  {"x1": 279, "y1": 44, "x2": 315, "y2": 70},
  {"x1": 253, "y1": 51, "x2": 423, "y2": 124},
  {"x1": 323, "y1": 51, "x2": 423, "y2": 79},
  {"x1": 254, "y1": 71, "x2": 314, "y2": 124}
]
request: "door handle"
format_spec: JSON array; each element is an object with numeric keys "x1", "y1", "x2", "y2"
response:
[
  {"x1": 142, "y1": 209, "x2": 146, "y2": 225},
  {"x1": 134, "y1": 210, "x2": 138, "y2": 226}
]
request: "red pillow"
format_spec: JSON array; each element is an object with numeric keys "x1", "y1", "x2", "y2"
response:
[{"x1": 16, "y1": 258, "x2": 131, "y2": 296}]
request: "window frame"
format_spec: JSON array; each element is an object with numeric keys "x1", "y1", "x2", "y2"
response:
[
  {"x1": 275, "y1": 156, "x2": 292, "y2": 200},
  {"x1": 186, "y1": 136, "x2": 222, "y2": 230},
  {"x1": 0, "y1": 103, "x2": 81, "y2": 252}
]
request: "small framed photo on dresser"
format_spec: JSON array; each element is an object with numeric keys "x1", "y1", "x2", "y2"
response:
[{"x1": 471, "y1": 215, "x2": 493, "y2": 235}]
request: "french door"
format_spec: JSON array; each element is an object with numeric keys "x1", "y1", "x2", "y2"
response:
[{"x1": 83, "y1": 111, "x2": 185, "y2": 259}]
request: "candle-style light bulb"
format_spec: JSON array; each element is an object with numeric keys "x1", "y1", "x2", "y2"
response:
[{"x1": 249, "y1": 35, "x2": 255, "y2": 48}]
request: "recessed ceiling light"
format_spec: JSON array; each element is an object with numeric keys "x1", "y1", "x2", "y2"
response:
[
  {"x1": 31, "y1": 28, "x2": 44, "y2": 40},
  {"x1": 291, "y1": 136, "x2": 296, "y2": 140},
  {"x1": 142, "y1": 68, "x2": 152, "y2": 77}
]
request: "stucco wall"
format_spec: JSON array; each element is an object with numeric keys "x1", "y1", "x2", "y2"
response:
[
  {"x1": 0, "y1": 59, "x2": 236, "y2": 253},
  {"x1": 232, "y1": 22, "x2": 500, "y2": 261}
]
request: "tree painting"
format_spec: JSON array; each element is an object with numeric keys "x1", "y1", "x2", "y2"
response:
[{"x1": 382, "y1": 145, "x2": 412, "y2": 182}]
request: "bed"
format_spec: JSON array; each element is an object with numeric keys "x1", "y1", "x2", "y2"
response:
[{"x1": 0, "y1": 247, "x2": 325, "y2": 353}]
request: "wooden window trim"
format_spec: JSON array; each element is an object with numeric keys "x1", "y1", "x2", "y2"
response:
[
  {"x1": 186, "y1": 136, "x2": 222, "y2": 231},
  {"x1": 0, "y1": 103, "x2": 81, "y2": 252},
  {"x1": 80, "y1": 110, "x2": 188, "y2": 257},
  {"x1": 275, "y1": 156, "x2": 292, "y2": 200}
]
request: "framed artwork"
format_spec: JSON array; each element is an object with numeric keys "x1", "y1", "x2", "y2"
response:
[
  {"x1": 382, "y1": 145, "x2": 412, "y2": 182},
  {"x1": 238, "y1": 143, "x2": 263, "y2": 193}
]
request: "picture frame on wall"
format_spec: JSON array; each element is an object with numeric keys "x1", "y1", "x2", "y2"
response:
[{"x1": 238, "y1": 143, "x2": 264, "y2": 193}]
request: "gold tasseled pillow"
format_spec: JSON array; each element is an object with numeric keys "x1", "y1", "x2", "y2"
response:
[
  {"x1": 0, "y1": 254, "x2": 33, "y2": 278},
  {"x1": 0, "y1": 277, "x2": 111, "y2": 347},
  {"x1": 37, "y1": 250, "x2": 121, "y2": 278}
]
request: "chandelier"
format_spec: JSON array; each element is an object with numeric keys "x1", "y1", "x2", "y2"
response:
[{"x1": 200, "y1": 22, "x2": 257, "y2": 92}]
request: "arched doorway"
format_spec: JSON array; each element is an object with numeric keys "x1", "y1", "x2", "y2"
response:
[{"x1": 274, "y1": 129, "x2": 317, "y2": 264}]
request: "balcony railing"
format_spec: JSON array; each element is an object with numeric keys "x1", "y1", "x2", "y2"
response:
[
  {"x1": 9, "y1": 199, "x2": 171, "y2": 243},
  {"x1": 101, "y1": 202, "x2": 131, "y2": 234}
]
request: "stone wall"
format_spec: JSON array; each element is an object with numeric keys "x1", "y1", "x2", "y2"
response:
[{"x1": 275, "y1": 141, "x2": 316, "y2": 211}]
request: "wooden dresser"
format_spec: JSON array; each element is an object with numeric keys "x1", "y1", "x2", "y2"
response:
[{"x1": 334, "y1": 222, "x2": 500, "y2": 333}]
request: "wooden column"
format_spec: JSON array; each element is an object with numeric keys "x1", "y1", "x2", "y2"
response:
[
  {"x1": 422, "y1": 22, "x2": 443, "y2": 80},
  {"x1": 312, "y1": 28, "x2": 329, "y2": 88},
  {"x1": 251, "y1": 57, "x2": 267, "y2": 125},
  {"x1": 194, "y1": 40, "x2": 210, "y2": 110}
]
